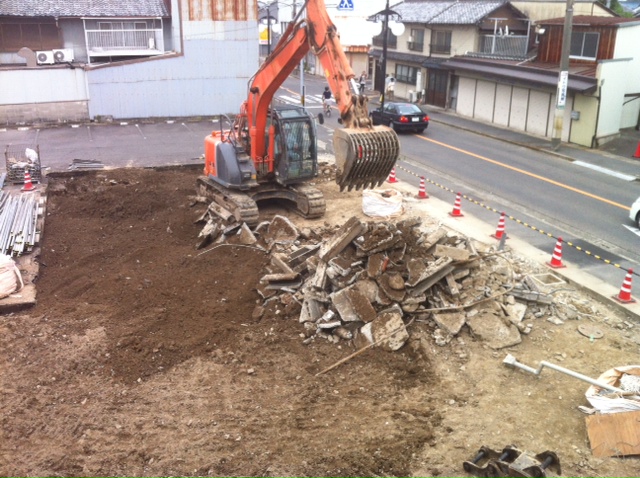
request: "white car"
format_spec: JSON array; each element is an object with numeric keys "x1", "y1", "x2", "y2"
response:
[{"x1": 630, "y1": 197, "x2": 640, "y2": 228}]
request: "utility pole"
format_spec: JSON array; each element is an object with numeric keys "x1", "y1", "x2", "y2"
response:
[
  {"x1": 380, "y1": 0, "x2": 391, "y2": 112},
  {"x1": 551, "y1": 0, "x2": 574, "y2": 150}
]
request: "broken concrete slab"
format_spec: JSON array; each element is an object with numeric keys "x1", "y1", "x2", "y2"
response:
[
  {"x1": 367, "y1": 252, "x2": 387, "y2": 279},
  {"x1": 271, "y1": 253, "x2": 294, "y2": 275},
  {"x1": 504, "y1": 302, "x2": 528, "y2": 324},
  {"x1": 378, "y1": 273, "x2": 406, "y2": 302},
  {"x1": 371, "y1": 309, "x2": 409, "y2": 351},
  {"x1": 331, "y1": 286, "x2": 377, "y2": 323},
  {"x1": 445, "y1": 274, "x2": 460, "y2": 297},
  {"x1": 466, "y1": 311, "x2": 522, "y2": 349},
  {"x1": 263, "y1": 215, "x2": 299, "y2": 245},
  {"x1": 319, "y1": 216, "x2": 365, "y2": 262},
  {"x1": 299, "y1": 297, "x2": 324, "y2": 323},
  {"x1": 406, "y1": 258, "x2": 427, "y2": 286},
  {"x1": 408, "y1": 256, "x2": 455, "y2": 296},
  {"x1": 433, "y1": 311, "x2": 467, "y2": 336},
  {"x1": 511, "y1": 285, "x2": 554, "y2": 305},
  {"x1": 352, "y1": 279, "x2": 379, "y2": 303},
  {"x1": 434, "y1": 244, "x2": 470, "y2": 262},
  {"x1": 421, "y1": 227, "x2": 448, "y2": 251},
  {"x1": 353, "y1": 223, "x2": 401, "y2": 255}
]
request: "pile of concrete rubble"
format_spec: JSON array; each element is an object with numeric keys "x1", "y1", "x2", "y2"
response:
[{"x1": 196, "y1": 211, "x2": 601, "y2": 351}]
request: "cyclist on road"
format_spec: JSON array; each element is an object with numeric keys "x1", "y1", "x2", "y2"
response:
[{"x1": 322, "y1": 86, "x2": 332, "y2": 115}]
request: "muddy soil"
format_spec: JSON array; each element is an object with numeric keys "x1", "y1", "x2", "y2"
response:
[{"x1": 1, "y1": 165, "x2": 639, "y2": 477}]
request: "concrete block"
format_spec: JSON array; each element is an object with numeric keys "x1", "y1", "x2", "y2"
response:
[
  {"x1": 371, "y1": 310, "x2": 409, "y2": 351},
  {"x1": 319, "y1": 216, "x2": 365, "y2": 261},
  {"x1": 433, "y1": 311, "x2": 466, "y2": 335},
  {"x1": 434, "y1": 244, "x2": 470, "y2": 262},
  {"x1": 466, "y1": 311, "x2": 522, "y2": 349}
]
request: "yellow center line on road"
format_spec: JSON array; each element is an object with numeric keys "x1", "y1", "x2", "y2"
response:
[{"x1": 418, "y1": 135, "x2": 629, "y2": 210}]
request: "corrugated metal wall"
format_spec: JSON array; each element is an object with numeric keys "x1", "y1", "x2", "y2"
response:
[
  {"x1": 86, "y1": 0, "x2": 260, "y2": 120},
  {"x1": 0, "y1": 68, "x2": 88, "y2": 103},
  {"x1": 185, "y1": 0, "x2": 256, "y2": 22},
  {"x1": 87, "y1": 29, "x2": 258, "y2": 119}
]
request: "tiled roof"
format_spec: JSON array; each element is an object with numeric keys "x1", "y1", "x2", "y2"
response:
[
  {"x1": 0, "y1": 0, "x2": 169, "y2": 17},
  {"x1": 381, "y1": 0, "x2": 510, "y2": 25},
  {"x1": 540, "y1": 15, "x2": 640, "y2": 25}
]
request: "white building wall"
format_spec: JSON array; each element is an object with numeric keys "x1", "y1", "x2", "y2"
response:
[
  {"x1": 612, "y1": 24, "x2": 640, "y2": 129},
  {"x1": 596, "y1": 59, "x2": 630, "y2": 139},
  {"x1": 456, "y1": 77, "x2": 477, "y2": 117},
  {"x1": 493, "y1": 84, "x2": 512, "y2": 126},
  {"x1": 0, "y1": 68, "x2": 88, "y2": 103},
  {"x1": 526, "y1": 89, "x2": 552, "y2": 136},
  {"x1": 509, "y1": 87, "x2": 529, "y2": 131},
  {"x1": 87, "y1": 20, "x2": 259, "y2": 120},
  {"x1": 474, "y1": 80, "x2": 495, "y2": 123}
]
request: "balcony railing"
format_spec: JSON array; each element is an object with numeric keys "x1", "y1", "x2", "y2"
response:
[
  {"x1": 372, "y1": 35, "x2": 397, "y2": 49},
  {"x1": 86, "y1": 28, "x2": 164, "y2": 55},
  {"x1": 407, "y1": 41, "x2": 424, "y2": 52},
  {"x1": 479, "y1": 34, "x2": 528, "y2": 57}
]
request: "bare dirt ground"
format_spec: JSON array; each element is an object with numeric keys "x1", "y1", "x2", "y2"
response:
[{"x1": 1, "y1": 164, "x2": 639, "y2": 477}]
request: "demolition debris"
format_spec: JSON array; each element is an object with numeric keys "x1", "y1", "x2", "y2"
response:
[{"x1": 197, "y1": 210, "x2": 580, "y2": 355}]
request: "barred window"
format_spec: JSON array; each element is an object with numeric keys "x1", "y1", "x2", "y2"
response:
[{"x1": 395, "y1": 64, "x2": 418, "y2": 84}]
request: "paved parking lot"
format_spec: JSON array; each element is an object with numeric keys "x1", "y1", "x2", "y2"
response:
[{"x1": 1, "y1": 119, "x2": 221, "y2": 172}]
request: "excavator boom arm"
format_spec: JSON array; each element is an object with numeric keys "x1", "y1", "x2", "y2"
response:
[{"x1": 246, "y1": 0, "x2": 399, "y2": 191}]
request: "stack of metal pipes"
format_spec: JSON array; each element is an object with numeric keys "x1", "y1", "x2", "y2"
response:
[{"x1": 0, "y1": 191, "x2": 41, "y2": 256}]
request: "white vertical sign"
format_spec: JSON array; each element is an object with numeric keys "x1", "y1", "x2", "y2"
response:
[{"x1": 556, "y1": 71, "x2": 569, "y2": 108}]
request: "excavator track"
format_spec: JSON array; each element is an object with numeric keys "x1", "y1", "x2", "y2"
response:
[
  {"x1": 290, "y1": 184, "x2": 326, "y2": 220},
  {"x1": 196, "y1": 176, "x2": 260, "y2": 226}
]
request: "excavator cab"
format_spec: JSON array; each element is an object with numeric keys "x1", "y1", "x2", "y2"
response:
[{"x1": 270, "y1": 106, "x2": 318, "y2": 185}]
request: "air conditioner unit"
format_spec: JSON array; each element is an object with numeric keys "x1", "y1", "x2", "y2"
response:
[
  {"x1": 36, "y1": 50, "x2": 55, "y2": 65},
  {"x1": 53, "y1": 48, "x2": 74, "y2": 63}
]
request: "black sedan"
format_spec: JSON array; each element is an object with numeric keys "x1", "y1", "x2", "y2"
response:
[{"x1": 370, "y1": 102, "x2": 430, "y2": 134}]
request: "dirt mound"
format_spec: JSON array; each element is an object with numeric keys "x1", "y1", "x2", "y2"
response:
[{"x1": 1, "y1": 166, "x2": 639, "y2": 477}]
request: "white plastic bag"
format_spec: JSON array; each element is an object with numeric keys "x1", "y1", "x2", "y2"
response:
[
  {"x1": 362, "y1": 189, "x2": 404, "y2": 218},
  {"x1": 584, "y1": 365, "x2": 640, "y2": 414},
  {"x1": 0, "y1": 254, "x2": 23, "y2": 299}
]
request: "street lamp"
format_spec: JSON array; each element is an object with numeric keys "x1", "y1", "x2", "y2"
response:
[
  {"x1": 260, "y1": 16, "x2": 278, "y2": 56},
  {"x1": 258, "y1": 1, "x2": 279, "y2": 56},
  {"x1": 370, "y1": 0, "x2": 401, "y2": 113}
]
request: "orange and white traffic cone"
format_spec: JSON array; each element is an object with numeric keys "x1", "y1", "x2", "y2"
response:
[
  {"x1": 387, "y1": 168, "x2": 398, "y2": 183},
  {"x1": 417, "y1": 176, "x2": 428, "y2": 199},
  {"x1": 21, "y1": 170, "x2": 36, "y2": 192},
  {"x1": 547, "y1": 237, "x2": 565, "y2": 268},
  {"x1": 612, "y1": 269, "x2": 636, "y2": 303},
  {"x1": 449, "y1": 192, "x2": 463, "y2": 217},
  {"x1": 633, "y1": 141, "x2": 640, "y2": 159},
  {"x1": 492, "y1": 212, "x2": 506, "y2": 239}
]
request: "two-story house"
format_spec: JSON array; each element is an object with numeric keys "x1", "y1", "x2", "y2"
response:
[
  {"x1": 443, "y1": 15, "x2": 640, "y2": 147},
  {"x1": 368, "y1": 0, "x2": 532, "y2": 108}
]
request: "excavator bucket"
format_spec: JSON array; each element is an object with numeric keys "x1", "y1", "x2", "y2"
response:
[{"x1": 333, "y1": 126, "x2": 401, "y2": 192}]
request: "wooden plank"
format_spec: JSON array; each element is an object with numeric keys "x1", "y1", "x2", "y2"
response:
[{"x1": 585, "y1": 410, "x2": 640, "y2": 457}]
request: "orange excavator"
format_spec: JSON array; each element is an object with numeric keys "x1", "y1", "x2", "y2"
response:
[{"x1": 198, "y1": 0, "x2": 400, "y2": 226}]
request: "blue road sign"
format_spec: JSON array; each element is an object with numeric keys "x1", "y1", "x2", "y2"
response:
[{"x1": 337, "y1": 0, "x2": 354, "y2": 11}]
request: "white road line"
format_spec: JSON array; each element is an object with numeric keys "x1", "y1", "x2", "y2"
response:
[
  {"x1": 279, "y1": 95, "x2": 301, "y2": 105},
  {"x1": 623, "y1": 224, "x2": 640, "y2": 237},
  {"x1": 574, "y1": 160, "x2": 636, "y2": 181}
]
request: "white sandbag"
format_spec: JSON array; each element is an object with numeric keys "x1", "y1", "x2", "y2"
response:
[
  {"x1": 0, "y1": 254, "x2": 23, "y2": 299},
  {"x1": 584, "y1": 365, "x2": 640, "y2": 414},
  {"x1": 362, "y1": 189, "x2": 404, "y2": 218},
  {"x1": 25, "y1": 148, "x2": 39, "y2": 163}
]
